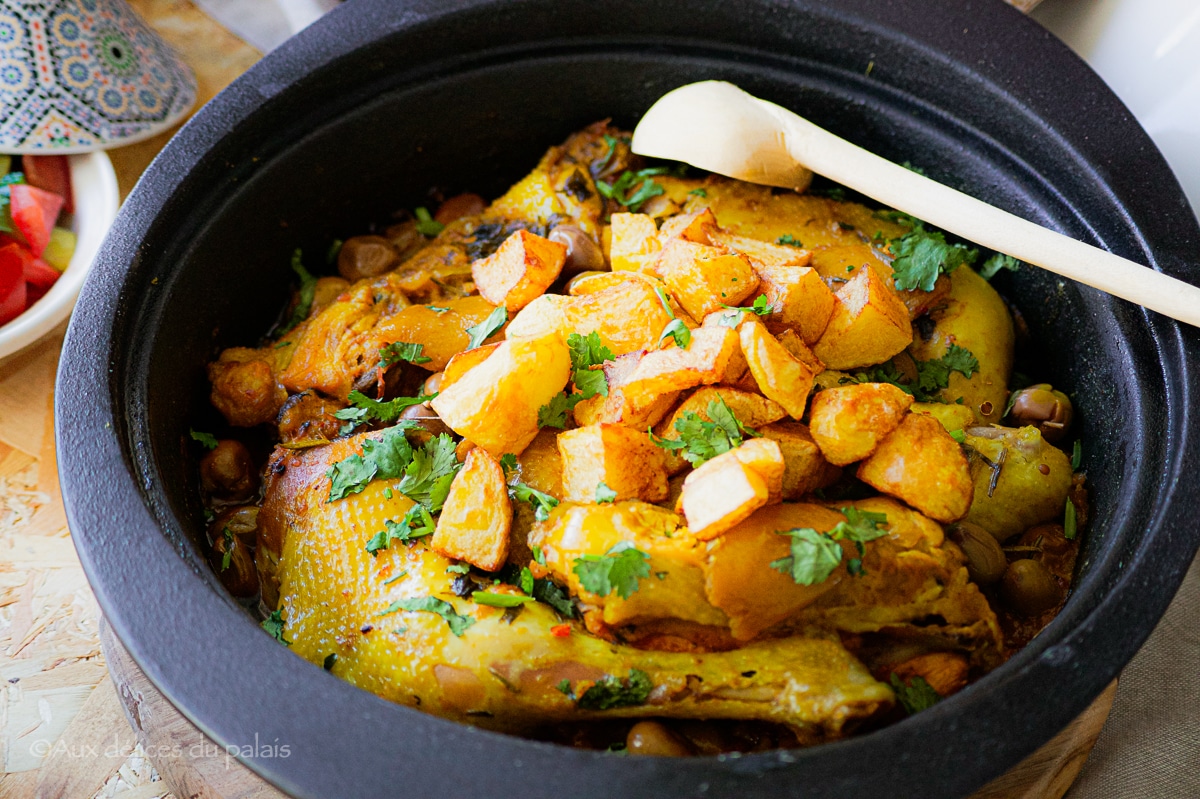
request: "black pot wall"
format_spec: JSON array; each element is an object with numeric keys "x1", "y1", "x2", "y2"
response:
[{"x1": 57, "y1": 1, "x2": 1200, "y2": 798}]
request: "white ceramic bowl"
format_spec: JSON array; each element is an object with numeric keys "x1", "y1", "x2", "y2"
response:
[{"x1": 0, "y1": 152, "x2": 120, "y2": 359}]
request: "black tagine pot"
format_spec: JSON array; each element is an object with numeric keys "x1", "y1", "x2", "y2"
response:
[{"x1": 57, "y1": 1, "x2": 1200, "y2": 797}]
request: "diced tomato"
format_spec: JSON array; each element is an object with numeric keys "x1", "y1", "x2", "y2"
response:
[
  {"x1": 0, "y1": 245, "x2": 26, "y2": 325},
  {"x1": 10, "y1": 184, "x2": 64, "y2": 257},
  {"x1": 26, "y1": 282, "x2": 47, "y2": 307},
  {"x1": 550, "y1": 623, "x2": 572, "y2": 638},
  {"x1": 23, "y1": 254, "x2": 60, "y2": 289},
  {"x1": 23, "y1": 155, "x2": 72, "y2": 213}
]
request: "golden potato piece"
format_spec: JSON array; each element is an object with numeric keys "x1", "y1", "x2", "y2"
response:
[
  {"x1": 910, "y1": 400, "x2": 976, "y2": 434},
  {"x1": 431, "y1": 332, "x2": 570, "y2": 457},
  {"x1": 590, "y1": 351, "x2": 681, "y2": 430},
  {"x1": 653, "y1": 387, "x2": 787, "y2": 475},
  {"x1": 620, "y1": 327, "x2": 746, "y2": 411},
  {"x1": 506, "y1": 293, "x2": 570, "y2": 340},
  {"x1": 609, "y1": 212, "x2": 661, "y2": 272},
  {"x1": 808, "y1": 383, "x2": 915, "y2": 465},
  {"x1": 964, "y1": 426, "x2": 1072, "y2": 542},
  {"x1": 208, "y1": 349, "x2": 287, "y2": 428},
  {"x1": 775, "y1": 328, "x2": 824, "y2": 371},
  {"x1": 812, "y1": 265, "x2": 913, "y2": 370},
  {"x1": 753, "y1": 263, "x2": 835, "y2": 345},
  {"x1": 562, "y1": 275, "x2": 675, "y2": 356},
  {"x1": 710, "y1": 231, "x2": 812, "y2": 270},
  {"x1": 432, "y1": 448, "x2": 512, "y2": 571},
  {"x1": 681, "y1": 439, "x2": 784, "y2": 540},
  {"x1": 758, "y1": 421, "x2": 841, "y2": 499},
  {"x1": 738, "y1": 318, "x2": 819, "y2": 419},
  {"x1": 558, "y1": 423, "x2": 669, "y2": 503},
  {"x1": 472, "y1": 229, "x2": 566, "y2": 311},
  {"x1": 857, "y1": 414, "x2": 973, "y2": 522},
  {"x1": 656, "y1": 239, "x2": 759, "y2": 321},
  {"x1": 440, "y1": 343, "x2": 500, "y2": 390},
  {"x1": 658, "y1": 208, "x2": 718, "y2": 244}
]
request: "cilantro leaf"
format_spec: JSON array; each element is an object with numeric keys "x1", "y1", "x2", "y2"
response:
[
  {"x1": 510, "y1": 481, "x2": 559, "y2": 521},
  {"x1": 777, "y1": 234, "x2": 802, "y2": 247},
  {"x1": 466, "y1": 305, "x2": 508, "y2": 349},
  {"x1": 519, "y1": 567, "x2": 535, "y2": 594},
  {"x1": 652, "y1": 285, "x2": 692, "y2": 349},
  {"x1": 848, "y1": 345, "x2": 979, "y2": 403},
  {"x1": 378, "y1": 341, "x2": 431, "y2": 368},
  {"x1": 472, "y1": 591, "x2": 535, "y2": 608},
  {"x1": 649, "y1": 396, "x2": 755, "y2": 466},
  {"x1": 596, "y1": 168, "x2": 668, "y2": 213},
  {"x1": 365, "y1": 504, "x2": 434, "y2": 555},
  {"x1": 325, "y1": 423, "x2": 418, "y2": 501},
  {"x1": 572, "y1": 541, "x2": 651, "y2": 599},
  {"x1": 595, "y1": 482, "x2": 617, "y2": 504},
  {"x1": 277, "y1": 249, "x2": 318, "y2": 335},
  {"x1": 335, "y1": 390, "x2": 436, "y2": 429},
  {"x1": 567, "y1": 331, "x2": 615, "y2": 399},
  {"x1": 889, "y1": 226, "x2": 978, "y2": 292},
  {"x1": 890, "y1": 674, "x2": 942, "y2": 714},
  {"x1": 396, "y1": 433, "x2": 461, "y2": 511},
  {"x1": 574, "y1": 669, "x2": 653, "y2": 710},
  {"x1": 414, "y1": 207, "x2": 444, "y2": 237},
  {"x1": 379, "y1": 596, "x2": 474, "y2": 637},
  {"x1": 538, "y1": 391, "x2": 583, "y2": 429},
  {"x1": 722, "y1": 294, "x2": 772, "y2": 318},
  {"x1": 261, "y1": 609, "x2": 290, "y2": 645},
  {"x1": 499, "y1": 453, "x2": 518, "y2": 475},
  {"x1": 532, "y1": 577, "x2": 577, "y2": 617},
  {"x1": 979, "y1": 253, "x2": 1021, "y2": 281},
  {"x1": 689, "y1": 188, "x2": 708, "y2": 197},
  {"x1": 220, "y1": 527, "x2": 234, "y2": 571},
  {"x1": 189, "y1": 428, "x2": 218, "y2": 450},
  {"x1": 771, "y1": 507, "x2": 890, "y2": 585}
]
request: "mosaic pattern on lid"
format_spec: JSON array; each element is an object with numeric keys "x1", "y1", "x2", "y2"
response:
[{"x1": 0, "y1": 0, "x2": 196, "y2": 153}]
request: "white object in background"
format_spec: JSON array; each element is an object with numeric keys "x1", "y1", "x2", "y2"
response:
[
  {"x1": 1034, "y1": 0, "x2": 1200, "y2": 221},
  {"x1": 0, "y1": 152, "x2": 120, "y2": 358},
  {"x1": 193, "y1": 0, "x2": 337, "y2": 52}
]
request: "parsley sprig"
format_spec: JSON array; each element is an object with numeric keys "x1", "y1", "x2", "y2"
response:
[
  {"x1": 722, "y1": 294, "x2": 771, "y2": 317},
  {"x1": 649, "y1": 396, "x2": 756, "y2": 467},
  {"x1": 771, "y1": 507, "x2": 890, "y2": 586},
  {"x1": 572, "y1": 541, "x2": 651, "y2": 599}
]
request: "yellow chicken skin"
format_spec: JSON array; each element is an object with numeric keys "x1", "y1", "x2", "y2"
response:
[{"x1": 261, "y1": 435, "x2": 894, "y2": 740}]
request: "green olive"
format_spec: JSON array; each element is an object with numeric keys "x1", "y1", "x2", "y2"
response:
[
  {"x1": 549, "y1": 224, "x2": 606, "y2": 277},
  {"x1": 1000, "y1": 559, "x2": 1063, "y2": 616},
  {"x1": 199, "y1": 440, "x2": 258, "y2": 501},
  {"x1": 337, "y1": 235, "x2": 400, "y2": 282},
  {"x1": 1006, "y1": 384, "x2": 1073, "y2": 444},
  {"x1": 948, "y1": 522, "x2": 1006, "y2": 585},
  {"x1": 626, "y1": 721, "x2": 694, "y2": 757}
]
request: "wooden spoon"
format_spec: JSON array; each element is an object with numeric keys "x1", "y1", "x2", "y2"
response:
[{"x1": 631, "y1": 80, "x2": 1200, "y2": 328}]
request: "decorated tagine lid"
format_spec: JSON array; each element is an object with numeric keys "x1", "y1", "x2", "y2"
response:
[{"x1": 0, "y1": 0, "x2": 197, "y2": 153}]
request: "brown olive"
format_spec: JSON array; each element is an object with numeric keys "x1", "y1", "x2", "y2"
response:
[
  {"x1": 626, "y1": 721, "x2": 694, "y2": 757},
  {"x1": 565, "y1": 270, "x2": 609, "y2": 294},
  {"x1": 337, "y1": 235, "x2": 401, "y2": 282},
  {"x1": 435, "y1": 193, "x2": 486, "y2": 224},
  {"x1": 947, "y1": 522, "x2": 1006, "y2": 585},
  {"x1": 399, "y1": 401, "x2": 452, "y2": 439},
  {"x1": 549, "y1": 224, "x2": 607, "y2": 277},
  {"x1": 423, "y1": 371, "x2": 445, "y2": 395},
  {"x1": 210, "y1": 505, "x2": 259, "y2": 543},
  {"x1": 1006, "y1": 383, "x2": 1073, "y2": 443},
  {"x1": 208, "y1": 526, "x2": 259, "y2": 598},
  {"x1": 199, "y1": 440, "x2": 258, "y2": 500},
  {"x1": 383, "y1": 219, "x2": 427, "y2": 261},
  {"x1": 1000, "y1": 558, "x2": 1063, "y2": 616}
]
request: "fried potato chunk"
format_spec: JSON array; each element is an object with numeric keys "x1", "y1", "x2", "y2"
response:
[
  {"x1": 609, "y1": 212, "x2": 661, "y2": 272},
  {"x1": 472, "y1": 229, "x2": 566, "y2": 311},
  {"x1": 680, "y1": 439, "x2": 784, "y2": 540},
  {"x1": 654, "y1": 386, "x2": 787, "y2": 474},
  {"x1": 431, "y1": 332, "x2": 570, "y2": 457},
  {"x1": 808, "y1": 383, "x2": 915, "y2": 465},
  {"x1": 590, "y1": 351, "x2": 680, "y2": 429},
  {"x1": 755, "y1": 263, "x2": 836, "y2": 345},
  {"x1": 558, "y1": 423, "x2": 669, "y2": 503},
  {"x1": 738, "y1": 318, "x2": 819, "y2": 419},
  {"x1": 812, "y1": 265, "x2": 913, "y2": 370},
  {"x1": 758, "y1": 420, "x2": 841, "y2": 499},
  {"x1": 562, "y1": 275, "x2": 675, "y2": 356},
  {"x1": 656, "y1": 240, "x2": 759, "y2": 320},
  {"x1": 620, "y1": 327, "x2": 746, "y2": 412},
  {"x1": 432, "y1": 448, "x2": 512, "y2": 571},
  {"x1": 505, "y1": 293, "x2": 570, "y2": 340},
  {"x1": 857, "y1": 413, "x2": 973, "y2": 522}
]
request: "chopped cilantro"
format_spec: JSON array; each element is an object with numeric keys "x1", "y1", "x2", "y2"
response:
[
  {"x1": 596, "y1": 134, "x2": 623, "y2": 175},
  {"x1": 189, "y1": 429, "x2": 218, "y2": 450},
  {"x1": 948, "y1": 429, "x2": 966, "y2": 444},
  {"x1": 510, "y1": 481, "x2": 559, "y2": 521},
  {"x1": 575, "y1": 669, "x2": 653, "y2": 710},
  {"x1": 427, "y1": 305, "x2": 450, "y2": 313},
  {"x1": 649, "y1": 396, "x2": 756, "y2": 466},
  {"x1": 414, "y1": 207, "x2": 444, "y2": 237},
  {"x1": 849, "y1": 345, "x2": 979, "y2": 403},
  {"x1": 465, "y1": 305, "x2": 508, "y2": 349},
  {"x1": 888, "y1": 223, "x2": 978, "y2": 292},
  {"x1": 220, "y1": 527, "x2": 234, "y2": 571},
  {"x1": 1072, "y1": 440, "x2": 1082, "y2": 470},
  {"x1": 901, "y1": 160, "x2": 926, "y2": 176},
  {"x1": 532, "y1": 577, "x2": 577, "y2": 618},
  {"x1": 334, "y1": 390, "x2": 436, "y2": 429},
  {"x1": 538, "y1": 391, "x2": 583, "y2": 429},
  {"x1": 378, "y1": 596, "x2": 474, "y2": 637},
  {"x1": 445, "y1": 563, "x2": 470, "y2": 574},
  {"x1": 277, "y1": 249, "x2": 318, "y2": 335},
  {"x1": 261, "y1": 609, "x2": 290, "y2": 645},
  {"x1": 688, "y1": 188, "x2": 708, "y2": 197},
  {"x1": 532, "y1": 544, "x2": 546, "y2": 566},
  {"x1": 979, "y1": 252, "x2": 1021, "y2": 281},
  {"x1": 890, "y1": 674, "x2": 942, "y2": 714},
  {"x1": 499, "y1": 453, "x2": 518, "y2": 475},
  {"x1": 596, "y1": 167, "x2": 668, "y2": 213},
  {"x1": 396, "y1": 433, "x2": 461, "y2": 510},
  {"x1": 365, "y1": 504, "x2": 435, "y2": 555},
  {"x1": 519, "y1": 567, "x2": 535, "y2": 595},
  {"x1": 771, "y1": 507, "x2": 890, "y2": 585},
  {"x1": 572, "y1": 541, "x2": 650, "y2": 599},
  {"x1": 568, "y1": 331, "x2": 615, "y2": 399},
  {"x1": 378, "y1": 341, "x2": 431, "y2": 368},
  {"x1": 777, "y1": 234, "x2": 802, "y2": 247},
  {"x1": 473, "y1": 591, "x2": 535, "y2": 608},
  {"x1": 653, "y1": 285, "x2": 692, "y2": 349},
  {"x1": 595, "y1": 482, "x2": 617, "y2": 504},
  {"x1": 1064, "y1": 499, "x2": 1077, "y2": 540},
  {"x1": 556, "y1": 678, "x2": 573, "y2": 695},
  {"x1": 722, "y1": 294, "x2": 771, "y2": 317},
  {"x1": 326, "y1": 425, "x2": 460, "y2": 505}
]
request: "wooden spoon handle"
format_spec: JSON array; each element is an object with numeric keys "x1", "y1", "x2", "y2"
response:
[{"x1": 634, "y1": 81, "x2": 1200, "y2": 328}]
